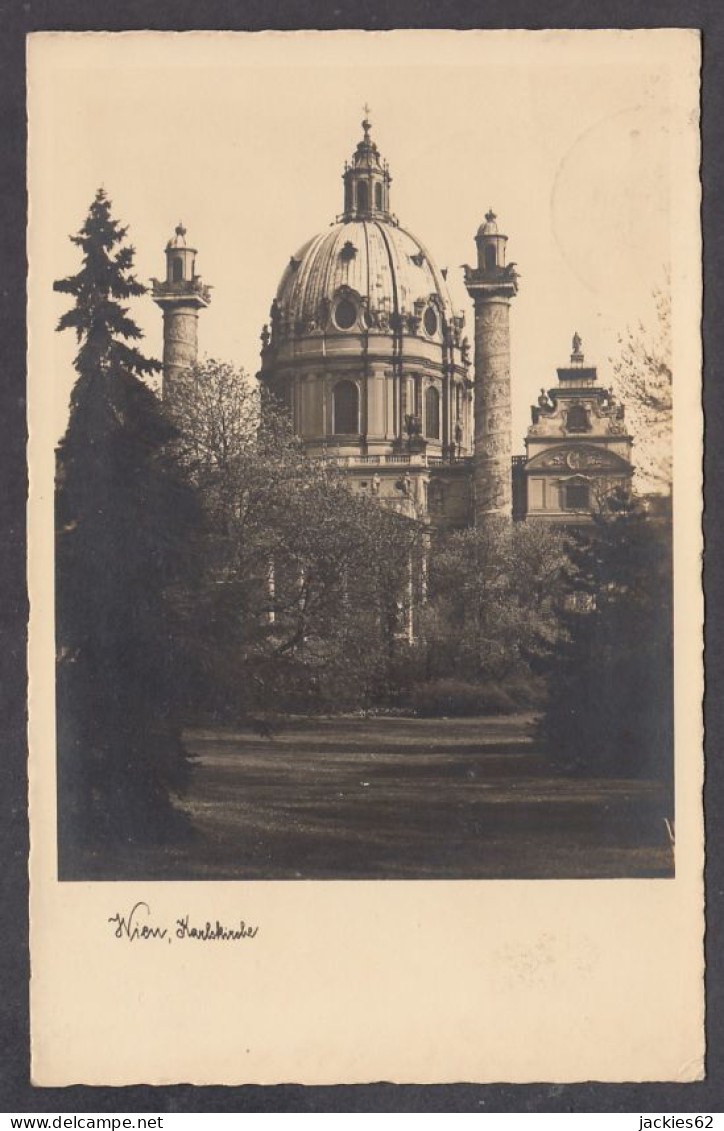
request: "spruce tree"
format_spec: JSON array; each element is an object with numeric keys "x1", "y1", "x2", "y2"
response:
[{"x1": 55, "y1": 189, "x2": 197, "y2": 865}]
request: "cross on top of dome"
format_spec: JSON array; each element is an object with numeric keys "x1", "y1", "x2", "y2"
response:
[{"x1": 362, "y1": 102, "x2": 372, "y2": 138}]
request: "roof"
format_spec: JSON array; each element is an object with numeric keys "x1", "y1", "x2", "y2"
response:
[{"x1": 274, "y1": 217, "x2": 456, "y2": 333}]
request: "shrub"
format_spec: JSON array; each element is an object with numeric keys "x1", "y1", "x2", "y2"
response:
[{"x1": 406, "y1": 678, "x2": 518, "y2": 717}]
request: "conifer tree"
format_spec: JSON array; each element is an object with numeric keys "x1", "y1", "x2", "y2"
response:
[
  {"x1": 539, "y1": 488, "x2": 673, "y2": 796},
  {"x1": 55, "y1": 189, "x2": 197, "y2": 864}
]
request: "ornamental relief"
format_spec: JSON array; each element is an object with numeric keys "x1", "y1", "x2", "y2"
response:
[
  {"x1": 478, "y1": 303, "x2": 508, "y2": 329},
  {"x1": 367, "y1": 308, "x2": 390, "y2": 331},
  {"x1": 475, "y1": 476, "x2": 510, "y2": 511},
  {"x1": 479, "y1": 381, "x2": 510, "y2": 408},
  {"x1": 168, "y1": 317, "x2": 197, "y2": 345},
  {"x1": 477, "y1": 435, "x2": 510, "y2": 458},
  {"x1": 478, "y1": 328, "x2": 510, "y2": 353},
  {"x1": 535, "y1": 447, "x2": 619, "y2": 471},
  {"x1": 528, "y1": 419, "x2": 564, "y2": 436},
  {"x1": 479, "y1": 408, "x2": 511, "y2": 435},
  {"x1": 479, "y1": 360, "x2": 510, "y2": 379}
]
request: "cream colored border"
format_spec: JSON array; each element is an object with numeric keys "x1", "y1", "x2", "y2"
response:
[{"x1": 28, "y1": 29, "x2": 703, "y2": 1085}]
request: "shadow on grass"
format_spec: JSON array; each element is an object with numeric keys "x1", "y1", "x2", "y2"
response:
[{"x1": 60, "y1": 714, "x2": 674, "y2": 882}]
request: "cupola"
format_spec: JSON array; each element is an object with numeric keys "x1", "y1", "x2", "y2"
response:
[
  {"x1": 475, "y1": 208, "x2": 508, "y2": 272},
  {"x1": 165, "y1": 222, "x2": 196, "y2": 284},
  {"x1": 341, "y1": 109, "x2": 393, "y2": 220}
]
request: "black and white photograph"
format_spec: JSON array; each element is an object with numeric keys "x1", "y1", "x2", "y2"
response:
[{"x1": 27, "y1": 29, "x2": 703, "y2": 1085}]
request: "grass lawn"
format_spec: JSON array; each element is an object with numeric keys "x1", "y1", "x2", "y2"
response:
[{"x1": 70, "y1": 714, "x2": 674, "y2": 880}]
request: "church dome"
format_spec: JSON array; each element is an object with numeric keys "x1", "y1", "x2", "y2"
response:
[
  {"x1": 274, "y1": 218, "x2": 455, "y2": 341},
  {"x1": 259, "y1": 115, "x2": 472, "y2": 470}
]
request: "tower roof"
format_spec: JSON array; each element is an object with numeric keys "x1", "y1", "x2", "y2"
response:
[
  {"x1": 349, "y1": 109, "x2": 383, "y2": 171},
  {"x1": 477, "y1": 208, "x2": 499, "y2": 237},
  {"x1": 166, "y1": 221, "x2": 196, "y2": 252}
]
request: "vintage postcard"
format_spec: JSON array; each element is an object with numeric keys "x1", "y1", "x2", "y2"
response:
[{"x1": 28, "y1": 29, "x2": 703, "y2": 1084}]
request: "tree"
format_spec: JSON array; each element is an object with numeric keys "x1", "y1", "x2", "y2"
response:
[
  {"x1": 166, "y1": 359, "x2": 420, "y2": 719},
  {"x1": 538, "y1": 487, "x2": 673, "y2": 791},
  {"x1": 419, "y1": 518, "x2": 571, "y2": 698},
  {"x1": 54, "y1": 189, "x2": 198, "y2": 859},
  {"x1": 610, "y1": 276, "x2": 672, "y2": 495}
]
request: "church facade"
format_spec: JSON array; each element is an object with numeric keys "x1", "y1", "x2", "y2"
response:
[{"x1": 153, "y1": 117, "x2": 633, "y2": 525}]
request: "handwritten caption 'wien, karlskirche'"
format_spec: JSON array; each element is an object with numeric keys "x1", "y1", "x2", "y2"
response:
[{"x1": 108, "y1": 902, "x2": 259, "y2": 943}]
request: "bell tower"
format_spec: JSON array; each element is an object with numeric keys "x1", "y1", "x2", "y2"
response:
[
  {"x1": 151, "y1": 223, "x2": 211, "y2": 395},
  {"x1": 464, "y1": 209, "x2": 518, "y2": 520}
]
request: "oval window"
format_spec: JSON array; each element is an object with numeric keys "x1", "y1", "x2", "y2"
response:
[
  {"x1": 424, "y1": 307, "x2": 438, "y2": 336},
  {"x1": 335, "y1": 298, "x2": 357, "y2": 330}
]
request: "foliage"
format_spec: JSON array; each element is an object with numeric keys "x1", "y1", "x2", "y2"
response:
[
  {"x1": 54, "y1": 189, "x2": 198, "y2": 856},
  {"x1": 610, "y1": 276, "x2": 672, "y2": 495},
  {"x1": 405, "y1": 675, "x2": 547, "y2": 718},
  {"x1": 538, "y1": 487, "x2": 673, "y2": 787},
  {"x1": 420, "y1": 517, "x2": 571, "y2": 684},
  {"x1": 166, "y1": 360, "x2": 421, "y2": 720}
]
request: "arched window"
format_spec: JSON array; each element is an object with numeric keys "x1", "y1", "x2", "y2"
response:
[
  {"x1": 484, "y1": 244, "x2": 497, "y2": 270},
  {"x1": 357, "y1": 181, "x2": 369, "y2": 212},
  {"x1": 425, "y1": 386, "x2": 441, "y2": 440},
  {"x1": 374, "y1": 182, "x2": 383, "y2": 210},
  {"x1": 333, "y1": 380, "x2": 359, "y2": 434},
  {"x1": 566, "y1": 405, "x2": 590, "y2": 432},
  {"x1": 172, "y1": 257, "x2": 183, "y2": 282}
]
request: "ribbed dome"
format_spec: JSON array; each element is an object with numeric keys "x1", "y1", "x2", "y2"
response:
[{"x1": 274, "y1": 217, "x2": 455, "y2": 338}]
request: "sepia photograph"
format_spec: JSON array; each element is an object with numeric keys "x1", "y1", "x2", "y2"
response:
[
  {"x1": 37, "y1": 32, "x2": 682, "y2": 883},
  {"x1": 27, "y1": 28, "x2": 703, "y2": 1086}
]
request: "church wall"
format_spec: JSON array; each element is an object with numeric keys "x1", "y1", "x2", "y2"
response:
[
  {"x1": 522, "y1": 468, "x2": 634, "y2": 520},
  {"x1": 265, "y1": 349, "x2": 468, "y2": 455},
  {"x1": 433, "y1": 475, "x2": 472, "y2": 528}
]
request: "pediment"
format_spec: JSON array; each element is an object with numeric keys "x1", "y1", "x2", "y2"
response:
[{"x1": 525, "y1": 444, "x2": 632, "y2": 474}]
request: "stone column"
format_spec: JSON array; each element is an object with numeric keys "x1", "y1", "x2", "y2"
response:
[
  {"x1": 464, "y1": 211, "x2": 518, "y2": 523},
  {"x1": 472, "y1": 297, "x2": 513, "y2": 515},
  {"x1": 162, "y1": 306, "x2": 199, "y2": 389},
  {"x1": 151, "y1": 224, "x2": 210, "y2": 399},
  {"x1": 442, "y1": 372, "x2": 450, "y2": 455}
]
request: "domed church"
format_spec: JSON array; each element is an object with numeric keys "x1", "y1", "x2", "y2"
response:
[
  {"x1": 258, "y1": 111, "x2": 475, "y2": 528},
  {"x1": 153, "y1": 114, "x2": 633, "y2": 526}
]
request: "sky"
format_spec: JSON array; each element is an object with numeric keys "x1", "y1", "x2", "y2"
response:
[{"x1": 28, "y1": 30, "x2": 697, "y2": 448}]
